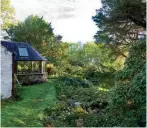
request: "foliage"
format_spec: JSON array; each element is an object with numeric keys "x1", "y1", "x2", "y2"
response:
[
  {"x1": 55, "y1": 35, "x2": 63, "y2": 42},
  {"x1": 54, "y1": 76, "x2": 109, "y2": 105},
  {"x1": 51, "y1": 42, "x2": 125, "y2": 82},
  {"x1": 43, "y1": 102, "x2": 83, "y2": 127},
  {"x1": 2, "y1": 1, "x2": 144, "y2": 127},
  {"x1": 68, "y1": 43, "x2": 120, "y2": 71},
  {"x1": 84, "y1": 70, "x2": 115, "y2": 87},
  {"x1": 92, "y1": 0, "x2": 146, "y2": 44},
  {"x1": 47, "y1": 42, "x2": 70, "y2": 61},
  {"x1": 107, "y1": 40, "x2": 146, "y2": 127},
  {"x1": 92, "y1": 0, "x2": 145, "y2": 58},
  {"x1": 43, "y1": 78, "x2": 109, "y2": 127},
  {"x1": 57, "y1": 76, "x2": 91, "y2": 87},
  {"x1": 5, "y1": 15, "x2": 55, "y2": 55},
  {"x1": 1, "y1": 0, "x2": 16, "y2": 29},
  {"x1": 45, "y1": 40, "x2": 146, "y2": 127}
]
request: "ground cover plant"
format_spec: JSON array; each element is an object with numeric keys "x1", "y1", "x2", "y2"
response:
[{"x1": 43, "y1": 79, "x2": 109, "y2": 127}]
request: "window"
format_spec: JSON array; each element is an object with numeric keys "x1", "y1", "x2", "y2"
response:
[{"x1": 18, "y1": 47, "x2": 28, "y2": 56}]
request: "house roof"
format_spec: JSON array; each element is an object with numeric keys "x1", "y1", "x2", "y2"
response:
[{"x1": 1, "y1": 41, "x2": 47, "y2": 61}]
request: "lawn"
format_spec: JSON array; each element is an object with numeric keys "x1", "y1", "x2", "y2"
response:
[{"x1": 1, "y1": 80, "x2": 57, "y2": 127}]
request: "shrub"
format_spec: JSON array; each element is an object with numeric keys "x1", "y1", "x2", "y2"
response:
[
  {"x1": 57, "y1": 76, "x2": 92, "y2": 87},
  {"x1": 44, "y1": 79, "x2": 109, "y2": 127},
  {"x1": 107, "y1": 40, "x2": 146, "y2": 127}
]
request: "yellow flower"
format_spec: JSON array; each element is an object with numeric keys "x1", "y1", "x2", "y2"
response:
[
  {"x1": 73, "y1": 106, "x2": 88, "y2": 114},
  {"x1": 46, "y1": 64, "x2": 53, "y2": 68}
]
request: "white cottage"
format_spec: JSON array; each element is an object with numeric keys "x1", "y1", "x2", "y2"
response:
[
  {"x1": 1, "y1": 43, "x2": 13, "y2": 99},
  {"x1": 1, "y1": 41, "x2": 47, "y2": 99}
]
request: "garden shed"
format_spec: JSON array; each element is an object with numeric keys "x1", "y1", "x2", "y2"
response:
[{"x1": 1, "y1": 40, "x2": 47, "y2": 99}]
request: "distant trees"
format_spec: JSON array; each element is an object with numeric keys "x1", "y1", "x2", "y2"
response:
[
  {"x1": 1, "y1": 0, "x2": 16, "y2": 29},
  {"x1": 70, "y1": 42, "x2": 124, "y2": 71},
  {"x1": 52, "y1": 42, "x2": 124, "y2": 77}
]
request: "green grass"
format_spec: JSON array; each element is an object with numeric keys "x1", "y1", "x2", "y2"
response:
[{"x1": 1, "y1": 80, "x2": 57, "y2": 127}]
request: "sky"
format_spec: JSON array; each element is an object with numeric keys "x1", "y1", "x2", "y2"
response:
[{"x1": 11, "y1": 0, "x2": 102, "y2": 43}]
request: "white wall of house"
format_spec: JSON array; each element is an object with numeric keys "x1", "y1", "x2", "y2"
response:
[{"x1": 1, "y1": 45, "x2": 12, "y2": 99}]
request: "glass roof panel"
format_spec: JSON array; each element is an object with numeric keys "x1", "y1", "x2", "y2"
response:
[{"x1": 18, "y1": 47, "x2": 28, "y2": 56}]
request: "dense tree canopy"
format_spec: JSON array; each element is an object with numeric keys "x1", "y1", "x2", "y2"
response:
[
  {"x1": 1, "y1": 0, "x2": 16, "y2": 29},
  {"x1": 5, "y1": 15, "x2": 55, "y2": 55},
  {"x1": 68, "y1": 43, "x2": 123, "y2": 71},
  {"x1": 92, "y1": 0, "x2": 146, "y2": 44}
]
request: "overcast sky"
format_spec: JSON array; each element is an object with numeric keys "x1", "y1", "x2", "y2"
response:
[{"x1": 11, "y1": 0, "x2": 102, "y2": 42}]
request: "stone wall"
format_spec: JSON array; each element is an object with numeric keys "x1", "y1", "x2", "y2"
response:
[
  {"x1": 1, "y1": 45, "x2": 12, "y2": 99},
  {"x1": 17, "y1": 73, "x2": 47, "y2": 85}
]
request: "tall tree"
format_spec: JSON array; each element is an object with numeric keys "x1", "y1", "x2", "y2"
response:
[
  {"x1": 5, "y1": 15, "x2": 55, "y2": 55},
  {"x1": 92, "y1": 0, "x2": 146, "y2": 44},
  {"x1": 55, "y1": 35, "x2": 63, "y2": 43},
  {"x1": 1, "y1": 0, "x2": 16, "y2": 29}
]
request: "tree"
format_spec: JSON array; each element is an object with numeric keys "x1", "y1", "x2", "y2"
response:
[
  {"x1": 5, "y1": 15, "x2": 55, "y2": 55},
  {"x1": 92, "y1": 0, "x2": 146, "y2": 44},
  {"x1": 55, "y1": 35, "x2": 63, "y2": 43},
  {"x1": 67, "y1": 42, "x2": 123, "y2": 72},
  {"x1": 92, "y1": 1, "x2": 146, "y2": 126},
  {"x1": 1, "y1": 0, "x2": 16, "y2": 29}
]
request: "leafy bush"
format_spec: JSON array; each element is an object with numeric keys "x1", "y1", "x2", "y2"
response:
[
  {"x1": 43, "y1": 100, "x2": 108, "y2": 127},
  {"x1": 44, "y1": 78, "x2": 109, "y2": 127},
  {"x1": 55, "y1": 80, "x2": 108, "y2": 104},
  {"x1": 57, "y1": 76, "x2": 92, "y2": 87},
  {"x1": 43, "y1": 101, "x2": 74, "y2": 127},
  {"x1": 107, "y1": 40, "x2": 146, "y2": 127}
]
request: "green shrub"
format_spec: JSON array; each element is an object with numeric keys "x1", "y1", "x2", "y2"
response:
[
  {"x1": 107, "y1": 40, "x2": 146, "y2": 127},
  {"x1": 44, "y1": 101, "x2": 108, "y2": 127},
  {"x1": 43, "y1": 101, "x2": 72, "y2": 127},
  {"x1": 44, "y1": 79, "x2": 109, "y2": 127},
  {"x1": 83, "y1": 114, "x2": 105, "y2": 127},
  {"x1": 57, "y1": 76, "x2": 92, "y2": 87}
]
